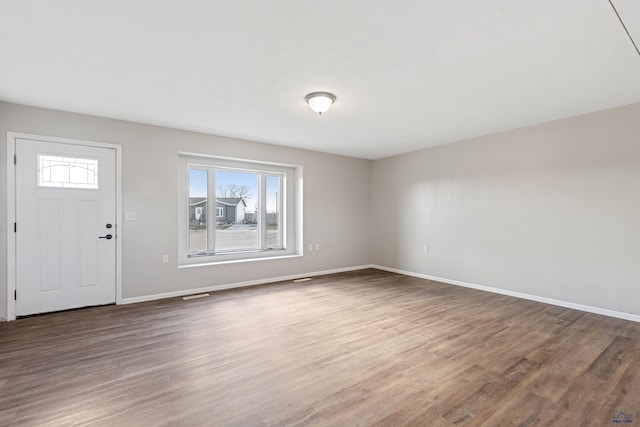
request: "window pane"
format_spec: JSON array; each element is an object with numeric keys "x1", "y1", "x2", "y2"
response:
[
  {"x1": 188, "y1": 168, "x2": 208, "y2": 254},
  {"x1": 38, "y1": 155, "x2": 98, "y2": 189},
  {"x1": 266, "y1": 175, "x2": 282, "y2": 248},
  {"x1": 215, "y1": 170, "x2": 258, "y2": 252}
]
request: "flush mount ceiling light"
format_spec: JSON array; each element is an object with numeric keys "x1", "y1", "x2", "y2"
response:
[{"x1": 304, "y1": 91, "x2": 336, "y2": 115}]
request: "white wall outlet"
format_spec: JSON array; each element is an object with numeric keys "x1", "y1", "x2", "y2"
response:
[
  {"x1": 315, "y1": 244, "x2": 320, "y2": 251},
  {"x1": 162, "y1": 255, "x2": 169, "y2": 264},
  {"x1": 308, "y1": 244, "x2": 313, "y2": 251},
  {"x1": 423, "y1": 245, "x2": 429, "y2": 253},
  {"x1": 125, "y1": 211, "x2": 137, "y2": 221}
]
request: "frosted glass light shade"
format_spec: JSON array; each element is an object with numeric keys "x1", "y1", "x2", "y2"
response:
[{"x1": 304, "y1": 92, "x2": 336, "y2": 115}]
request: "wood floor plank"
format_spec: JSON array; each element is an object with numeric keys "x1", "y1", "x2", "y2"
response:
[
  {"x1": 521, "y1": 331, "x2": 614, "y2": 402},
  {"x1": 1, "y1": 268, "x2": 639, "y2": 426},
  {"x1": 477, "y1": 388, "x2": 555, "y2": 427}
]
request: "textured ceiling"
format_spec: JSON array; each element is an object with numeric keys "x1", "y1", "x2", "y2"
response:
[{"x1": 1, "y1": 0, "x2": 639, "y2": 159}]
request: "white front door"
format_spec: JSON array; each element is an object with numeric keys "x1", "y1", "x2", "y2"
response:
[{"x1": 15, "y1": 137, "x2": 116, "y2": 316}]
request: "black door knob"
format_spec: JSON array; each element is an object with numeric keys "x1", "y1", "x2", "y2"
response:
[
  {"x1": 106, "y1": 223, "x2": 113, "y2": 229},
  {"x1": 98, "y1": 234, "x2": 113, "y2": 240}
]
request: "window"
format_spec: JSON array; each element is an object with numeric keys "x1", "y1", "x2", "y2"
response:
[
  {"x1": 195, "y1": 207, "x2": 204, "y2": 220},
  {"x1": 179, "y1": 154, "x2": 302, "y2": 265},
  {"x1": 38, "y1": 155, "x2": 98, "y2": 189}
]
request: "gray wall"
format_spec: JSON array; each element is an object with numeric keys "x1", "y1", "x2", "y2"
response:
[
  {"x1": 371, "y1": 103, "x2": 640, "y2": 315},
  {"x1": 0, "y1": 102, "x2": 372, "y2": 319},
  {"x1": 3, "y1": 101, "x2": 640, "y2": 320}
]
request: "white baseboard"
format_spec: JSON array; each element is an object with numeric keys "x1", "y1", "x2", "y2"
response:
[
  {"x1": 120, "y1": 265, "x2": 374, "y2": 305},
  {"x1": 372, "y1": 265, "x2": 640, "y2": 323},
  {"x1": 15, "y1": 263, "x2": 636, "y2": 325}
]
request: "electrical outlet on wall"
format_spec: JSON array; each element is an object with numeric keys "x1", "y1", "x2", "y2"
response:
[
  {"x1": 423, "y1": 245, "x2": 429, "y2": 253},
  {"x1": 162, "y1": 255, "x2": 169, "y2": 264},
  {"x1": 308, "y1": 244, "x2": 313, "y2": 251}
]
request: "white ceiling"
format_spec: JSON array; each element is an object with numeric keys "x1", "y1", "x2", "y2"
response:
[{"x1": 1, "y1": 1, "x2": 639, "y2": 159}]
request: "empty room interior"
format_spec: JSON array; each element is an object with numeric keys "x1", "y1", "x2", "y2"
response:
[{"x1": 2, "y1": 1, "x2": 640, "y2": 426}]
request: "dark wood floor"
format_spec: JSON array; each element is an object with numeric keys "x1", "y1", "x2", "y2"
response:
[{"x1": 1, "y1": 269, "x2": 639, "y2": 426}]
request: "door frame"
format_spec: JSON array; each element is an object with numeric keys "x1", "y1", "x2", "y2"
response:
[{"x1": 5, "y1": 131, "x2": 123, "y2": 321}]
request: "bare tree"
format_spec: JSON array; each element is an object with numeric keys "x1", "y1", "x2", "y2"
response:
[{"x1": 218, "y1": 184, "x2": 251, "y2": 200}]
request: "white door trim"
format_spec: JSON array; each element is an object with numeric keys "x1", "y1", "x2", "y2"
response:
[{"x1": 6, "y1": 132, "x2": 123, "y2": 321}]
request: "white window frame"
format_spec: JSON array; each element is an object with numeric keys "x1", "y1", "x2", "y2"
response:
[
  {"x1": 178, "y1": 153, "x2": 303, "y2": 266},
  {"x1": 215, "y1": 207, "x2": 223, "y2": 218}
]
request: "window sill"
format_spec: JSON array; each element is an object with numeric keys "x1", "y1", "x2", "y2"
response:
[{"x1": 178, "y1": 253, "x2": 302, "y2": 268}]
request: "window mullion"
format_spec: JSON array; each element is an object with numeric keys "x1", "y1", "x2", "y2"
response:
[
  {"x1": 280, "y1": 174, "x2": 285, "y2": 249},
  {"x1": 259, "y1": 173, "x2": 266, "y2": 250},
  {"x1": 208, "y1": 168, "x2": 216, "y2": 253}
]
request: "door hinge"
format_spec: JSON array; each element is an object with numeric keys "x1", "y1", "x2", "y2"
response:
[
  {"x1": 14, "y1": 290, "x2": 17, "y2": 300},
  {"x1": 14, "y1": 222, "x2": 17, "y2": 233},
  {"x1": 13, "y1": 154, "x2": 16, "y2": 165}
]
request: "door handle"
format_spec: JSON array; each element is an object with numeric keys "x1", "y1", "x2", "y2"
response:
[{"x1": 98, "y1": 234, "x2": 113, "y2": 240}]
